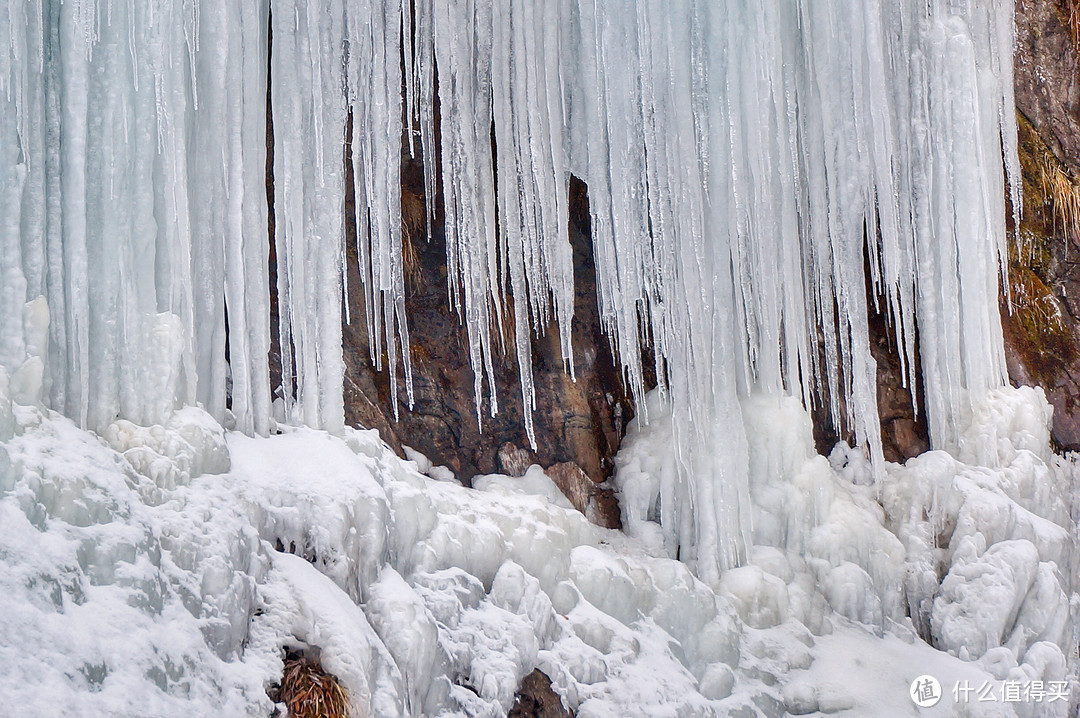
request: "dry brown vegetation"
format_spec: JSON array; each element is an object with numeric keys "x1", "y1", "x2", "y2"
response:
[
  {"x1": 1039, "y1": 153, "x2": 1080, "y2": 246},
  {"x1": 277, "y1": 654, "x2": 352, "y2": 718},
  {"x1": 401, "y1": 187, "x2": 426, "y2": 287}
]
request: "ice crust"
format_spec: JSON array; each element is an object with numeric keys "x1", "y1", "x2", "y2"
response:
[{"x1": 1, "y1": 374, "x2": 1076, "y2": 717}]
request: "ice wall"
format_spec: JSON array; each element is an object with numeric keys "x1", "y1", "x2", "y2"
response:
[
  {"x1": 0, "y1": 0, "x2": 272, "y2": 433},
  {"x1": 0, "y1": 0, "x2": 1018, "y2": 582}
]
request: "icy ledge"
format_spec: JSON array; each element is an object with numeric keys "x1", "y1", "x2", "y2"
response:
[{"x1": 0, "y1": 375, "x2": 1075, "y2": 716}]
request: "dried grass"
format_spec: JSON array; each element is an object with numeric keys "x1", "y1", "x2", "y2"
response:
[
  {"x1": 1039, "y1": 153, "x2": 1080, "y2": 245},
  {"x1": 400, "y1": 188, "x2": 426, "y2": 287},
  {"x1": 278, "y1": 655, "x2": 352, "y2": 718}
]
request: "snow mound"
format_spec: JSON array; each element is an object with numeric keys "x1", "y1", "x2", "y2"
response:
[
  {"x1": 1, "y1": 378, "x2": 1076, "y2": 716},
  {"x1": 617, "y1": 387, "x2": 1078, "y2": 715}
]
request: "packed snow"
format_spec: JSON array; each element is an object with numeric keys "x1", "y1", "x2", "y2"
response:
[{"x1": 2, "y1": 362, "x2": 1076, "y2": 716}]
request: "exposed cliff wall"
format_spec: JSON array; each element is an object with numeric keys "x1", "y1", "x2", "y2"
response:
[
  {"x1": 1007, "y1": 0, "x2": 1080, "y2": 450},
  {"x1": 341, "y1": 146, "x2": 627, "y2": 528}
]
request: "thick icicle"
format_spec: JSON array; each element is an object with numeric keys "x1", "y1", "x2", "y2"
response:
[
  {"x1": 404, "y1": 0, "x2": 1018, "y2": 578},
  {"x1": 0, "y1": 0, "x2": 1019, "y2": 584},
  {"x1": 270, "y1": 0, "x2": 350, "y2": 433}
]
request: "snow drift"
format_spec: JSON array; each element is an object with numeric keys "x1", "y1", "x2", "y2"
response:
[{"x1": 1, "y1": 367, "x2": 1075, "y2": 715}]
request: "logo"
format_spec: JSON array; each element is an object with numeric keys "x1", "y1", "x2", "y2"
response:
[{"x1": 911, "y1": 675, "x2": 942, "y2": 708}]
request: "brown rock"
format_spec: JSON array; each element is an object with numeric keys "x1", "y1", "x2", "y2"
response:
[
  {"x1": 545, "y1": 462, "x2": 593, "y2": 516},
  {"x1": 586, "y1": 489, "x2": 622, "y2": 532},
  {"x1": 508, "y1": 670, "x2": 574, "y2": 718},
  {"x1": 545, "y1": 462, "x2": 621, "y2": 530},
  {"x1": 341, "y1": 150, "x2": 634, "y2": 520},
  {"x1": 1006, "y1": 0, "x2": 1080, "y2": 449},
  {"x1": 869, "y1": 300, "x2": 930, "y2": 463},
  {"x1": 498, "y1": 442, "x2": 536, "y2": 478},
  {"x1": 1015, "y1": 0, "x2": 1080, "y2": 175}
]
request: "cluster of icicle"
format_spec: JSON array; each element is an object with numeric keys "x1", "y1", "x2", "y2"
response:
[{"x1": 0, "y1": 0, "x2": 1018, "y2": 583}]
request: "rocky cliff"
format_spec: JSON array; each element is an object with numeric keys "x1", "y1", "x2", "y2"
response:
[{"x1": 1006, "y1": 0, "x2": 1080, "y2": 450}]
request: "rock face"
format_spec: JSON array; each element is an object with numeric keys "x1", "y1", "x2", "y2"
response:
[
  {"x1": 508, "y1": 670, "x2": 574, "y2": 718},
  {"x1": 341, "y1": 154, "x2": 631, "y2": 524},
  {"x1": 1015, "y1": 0, "x2": 1080, "y2": 171},
  {"x1": 1007, "y1": 0, "x2": 1080, "y2": 450},
  {"x1": 869, "y1": 307, "x2": 930, "y2": 463}
]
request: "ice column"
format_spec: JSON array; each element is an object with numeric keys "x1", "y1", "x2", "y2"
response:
[
  {"x1": 191, "y1": 0, "x2": 273, "y2": 436},
  {"x1": 269, "y1": 0, "x2": 348, "y2": 433},
  {"x1": 0, "y1": 0, "x2": 272, "y2": 433}
]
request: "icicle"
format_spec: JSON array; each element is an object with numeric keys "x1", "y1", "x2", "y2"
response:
[
  {"x1": 345, "y1": 0, "x2": 411, "y2": 419},
  {"x1": 0, "y1": 0, "x2": 1020, "y2": 584},
  {"x1": 268, "y1": 0, "x2": 351, "y2": 433}
]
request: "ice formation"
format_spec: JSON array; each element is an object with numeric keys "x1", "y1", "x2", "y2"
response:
[
  {"x1": 2, "y1": 0, "x2": 1072, "y2": 714},
  {"x1": 1, "y1": 0, "x2": 1020, "y2": 582},
  {"x1": 1, "y1": 366, "x2": 1075, "y2": 716},
  {"x1": 412, "y1": 0, "x2": 1021, "y2": 579}
]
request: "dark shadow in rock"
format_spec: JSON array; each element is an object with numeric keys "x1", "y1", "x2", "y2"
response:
[{"x1": 341, "y1": 139, "x2": 635, "y2": 528}]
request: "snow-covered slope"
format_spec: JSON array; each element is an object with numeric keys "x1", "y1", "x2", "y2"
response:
[{"x1": 2, "y1": 368, "x2": 1074, "y2": 716}]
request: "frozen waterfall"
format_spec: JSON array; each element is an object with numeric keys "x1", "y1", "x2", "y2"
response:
[{"x1": 0, "y1": 0, "x2": 1018, "y2": 582}]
